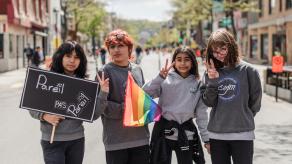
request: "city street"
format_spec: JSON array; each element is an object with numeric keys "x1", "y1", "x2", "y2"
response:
[{"x1": 0, "y1": 52, "x2": 292, "y2": 163}]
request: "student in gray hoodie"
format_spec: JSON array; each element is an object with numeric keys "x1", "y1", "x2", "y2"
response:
[
  {"x1": 201, "y1": 29, "x2": 262, "y2": 164},
  {"x1": 30, "y1": 41, "x2": 88, "y2": 164},
  {"x1": 143, "y1": 47, "x2": 209, "y2": 164},
  {"x1": 95, "y1": 29, "x2": 150, "y2": 164}
]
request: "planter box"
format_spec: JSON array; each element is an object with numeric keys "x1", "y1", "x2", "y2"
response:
[{"x1": 264, "y1": 84, "x2": 292, "y2": 103}]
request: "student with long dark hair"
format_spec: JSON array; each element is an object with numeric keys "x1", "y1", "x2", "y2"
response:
[
  {"x1": 30, "y1": 41, "x2": 88, "y2": 164},
  {"x1": 143, "y1": 47, "x2": 209, "y2": 164},
  {"x1": 201, "y1": 29, "x2": 262, "y2": 164}
]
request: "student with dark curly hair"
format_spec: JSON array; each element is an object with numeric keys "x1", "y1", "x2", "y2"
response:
[
  {"x1": 143, "y1": 47, "x2": 209, "y2": 164},
  {"x1": 30, "y1": 41, "x2": 88, "y2": 164}
]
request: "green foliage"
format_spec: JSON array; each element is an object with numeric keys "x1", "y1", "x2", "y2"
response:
[
  {"x1": 171, "y1": 0, "x2": 212, "y2": 30},
  {"x1": 63, "y1": 0, "x2": 107, "y2": 38}
]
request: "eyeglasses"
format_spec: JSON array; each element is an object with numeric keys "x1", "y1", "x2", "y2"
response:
[
  {"x1": 212, "y1": 46, "x2": 227, "y2": 56},
  {"x1": 108, "y1": 33, "x2": 126, "y2": 42}
]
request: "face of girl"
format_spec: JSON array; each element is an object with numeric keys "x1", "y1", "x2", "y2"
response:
[
  {"x1": 212, "y1": 45, "x2": 228, "y2": 62},
  {"x1": 108, "y1": 43, "x2": 129, "y2": 66},
  {"x1": 174, "y1": 53, "x2": 192, "y2": 78},
  {"x1": 62, "y1": 50, "x2": 80, "y2": 75}
]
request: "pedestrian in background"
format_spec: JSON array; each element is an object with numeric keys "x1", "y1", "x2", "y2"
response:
[
  {"x1": 30, "y1": 41, "x2": 88, "y2": 164},
  {"x1": 201, "y1": 29, "x2": 262, "y2": 164},
  {"x1": 31, "y1": 46, "x2": 41, "y2": 68},
  {"x1": 95, "y1": 29, "x2": 150, "y2": 164},
  {"x1": 99, "y1": 46, "x2": 107, "y2": 65},
  {"x1": 24, "y1": 43, "x2": 34, "y2": 66},
  {"x1": 143, "y1": 47, "x2": 209, "y2": 164}
]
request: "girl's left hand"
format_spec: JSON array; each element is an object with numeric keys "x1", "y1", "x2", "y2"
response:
[
  {"x1": 204, "y1": 143, "x2": 211, "y2": 154},
  {"x1": 96, "y1": 72, "x2": 110, "y2": 93},
  {"x1": 159, "y1": 59, "x2": 175, "y2": 79}
]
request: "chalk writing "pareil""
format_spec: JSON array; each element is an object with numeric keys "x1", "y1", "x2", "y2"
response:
[
  {"x1": 67, "y1": 92, "x2": 90, "y2": 117},
  {"x1": 36, "y1": 74, "x2": 64, "y2": 94}
]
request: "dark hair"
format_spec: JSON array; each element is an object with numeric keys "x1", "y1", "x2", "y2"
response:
[
  {"x1": 172, "y1": 47, "x2": 199, "y2": 79},
  {"x1": 51, "y1": 41, "x2": 87, "y2": 78},
  {"x1": 206, "y1": 29, "x2": 240, "y2": 69}
]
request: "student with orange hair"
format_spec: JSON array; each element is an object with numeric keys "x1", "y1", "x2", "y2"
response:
[{"x1": 95, "y1": 29, "x2": 149, "y2": 164}]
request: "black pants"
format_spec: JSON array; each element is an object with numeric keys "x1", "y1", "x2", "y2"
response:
[
  {"x1": 41, "y1": 138, "x2": 85, "y2": 164},
  {"x1": 210, "y1": 139, "x2": 254, "y2": 164},
  {"x1": 106, "y1": 145, "x2": 150, "y2": 164},
  {"x1": 162, "y1": 139, "x2": 195, "y2": 164}
]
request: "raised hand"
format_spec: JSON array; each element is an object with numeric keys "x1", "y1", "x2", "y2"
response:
[
  {"x1": 159, "y1": 59, "x2": 175, "y2": 79},
  {"x1": 43, "y1": 114, "x2": 65, "y2": 126},
  {"x1": 96, "y1": 72, "x2": 110, "y2": 93},
  {"x1": 206, "y1": 59, "x2": 219, "y2": 79}
]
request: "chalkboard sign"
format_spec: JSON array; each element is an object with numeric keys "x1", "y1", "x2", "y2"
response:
[{"x1": 20, "y1": 67, "x2": 99, "y2": 122}]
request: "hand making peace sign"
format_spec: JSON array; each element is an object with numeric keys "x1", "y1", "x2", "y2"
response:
[
  {"x1": 96, "y1": 72, "x2": 110, "y2": 93},
  {"x1": 206, "y1": 59, "x2": 219, "y2": 79},
  {"x1": 159, "y1": 59, "x2": 175, "y2": 79}
]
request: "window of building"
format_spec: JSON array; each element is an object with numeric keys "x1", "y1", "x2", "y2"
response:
[
  {"x1": 259, "y1": 0, "x2": 263, "y2": 17},
  {"x1": 280, "y1": 0, "x2": 283, "y2": 11},
  {"x1": 0, "y1": 34, "x2": 4, "y2": 59},
  {"x1": 287, "y1": 0, "x2": 292, "y2": 9},
  {"x1": 250, "y1": 36, "x2": 258, "y2": 58},
  {"x1": 260, "y1": 34, "x2": 269, "y2": 60},
  {"x1": 269, "y1": 0, "x2": 276, "y2": 14},
  {"x1": 9, "y1": 34, "x2": 13, "y2": 53}
]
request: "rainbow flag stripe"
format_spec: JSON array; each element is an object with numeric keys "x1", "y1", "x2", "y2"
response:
[{"x1": 123, "y1": 72, "x2": 162, "y2": 127}]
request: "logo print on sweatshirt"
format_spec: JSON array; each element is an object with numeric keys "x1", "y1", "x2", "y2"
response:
[{"x1": 218, "y1": 77, "x2": 239, "y2": 101}]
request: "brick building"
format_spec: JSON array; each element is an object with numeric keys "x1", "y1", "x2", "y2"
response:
[
  {"x1": 0, "y1": 0, "x2": 49, "y2": 72},
  {"x1": 248, "y1": 0, "x2": 292, "y2": 65}
]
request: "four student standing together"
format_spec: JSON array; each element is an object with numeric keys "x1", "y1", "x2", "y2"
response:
[{"x1": 30, "y1": 29, "x2": 262, "y2": 164}]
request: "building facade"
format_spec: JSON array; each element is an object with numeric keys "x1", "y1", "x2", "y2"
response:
[
  {"x1": 0, "y1": 0, "x2": 49, "y2": 72},
  {"x1": 248, "y1": 0, "x2": 292, "y2": 65}
]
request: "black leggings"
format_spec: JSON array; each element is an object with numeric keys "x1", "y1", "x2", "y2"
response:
[
  {"x1": 106, "y1": 145, "x2": 150, "y2": 164},
  {"x1": 161, "y1": 139, "x2": 196, "y2": 164},
  {"x1": 210, "y1": 139, "x2": 254, "y2": 164}
]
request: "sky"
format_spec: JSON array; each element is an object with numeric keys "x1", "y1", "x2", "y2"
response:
[{"x1": 101, "y1": 0, "x2": 173, "y2": 21}]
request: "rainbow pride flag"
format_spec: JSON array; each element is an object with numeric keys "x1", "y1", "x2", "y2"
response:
[{"x1": 123, "y1": 72, "x2": 162, "y2": 127}]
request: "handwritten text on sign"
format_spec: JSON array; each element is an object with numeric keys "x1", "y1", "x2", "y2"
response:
[{"x1": 20, "y1": 67, "x2": 99, "y2": 122}]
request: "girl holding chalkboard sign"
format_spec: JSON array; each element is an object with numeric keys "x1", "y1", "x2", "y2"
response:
[{"x1": 30, "y1": 41, "x2": 87, "y2": 164}]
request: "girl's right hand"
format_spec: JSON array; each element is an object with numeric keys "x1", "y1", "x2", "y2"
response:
[
  {"x1": 43, "y1": 114, "x2": 65, "y2": 126},
  {"x1": 96, "y1": 72, "x2": 110, "y2": 93},
  {"x1": 159, "y1": 59, "x2": 175, "y2": 79},
  {"x1": 206, "y1": 59, "x2": 219, "y2": 79}
]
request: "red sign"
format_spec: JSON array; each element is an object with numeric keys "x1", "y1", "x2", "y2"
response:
[{"x1": 272, "y1": 56, "x2": 284, "y2": 73}]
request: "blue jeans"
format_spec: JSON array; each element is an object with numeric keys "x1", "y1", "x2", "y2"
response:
[{"x1": 41, "y1": 138, "x2": 85, "y2": 164}]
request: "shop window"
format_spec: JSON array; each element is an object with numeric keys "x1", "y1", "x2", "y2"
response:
[
  {"x1": 0, "y1": 34, "x2": 4, "y2": 59},
  {"x1": 272, "y1": 34, "x2": 287, "y2": 60},
  {"x1": 250, "y1": 36, "x2": 258, "y2": 58},
  {"x1": 261, "y1": 34, "x2": 269, "y2": 60}
]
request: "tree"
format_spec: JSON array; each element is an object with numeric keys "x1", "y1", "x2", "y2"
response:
[
  {"x1": 61, "y1": 0, "x2": 107, "y2": 41},
  {"x1": 223, "y1": 0, "x2": 258, "y2": 39},
  {"x1": 171, "y1": 0, "x2": 212, "y2": 47}
]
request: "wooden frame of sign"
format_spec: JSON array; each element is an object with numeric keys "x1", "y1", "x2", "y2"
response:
[{"x1": 20, "y1": 67, "x2": 99, "y2": 122}]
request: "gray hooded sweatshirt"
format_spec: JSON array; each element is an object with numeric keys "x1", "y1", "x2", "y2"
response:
[
  {"x1": 95, "y1": 62, "x2": 149, "y2": 151},
  {"x1": 143, "y1": 71, "x2": 209, "y2": 142},
  {"x1": 201, "y1": 61, "x2": 262, "y2": 135}
]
